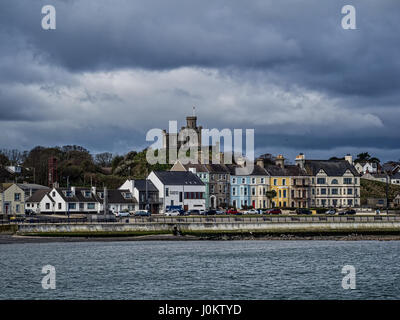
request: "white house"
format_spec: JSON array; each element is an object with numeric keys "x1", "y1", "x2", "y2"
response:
[
  {"x1": 354, "y1": 161, "x2": 378, "y2": 174},
  {"x1": 26, "y1": 186, "x2": 137, "y2": 214},
  {"x1": 148, "y1": 171, "x2": 205, "y2": 213},
  {"x1": 119, "y1": 179, "x2": 160, "y2": 213}
]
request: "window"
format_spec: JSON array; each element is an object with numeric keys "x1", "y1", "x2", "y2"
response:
[
  {"x1": 251, "y1": 178, "x2": 255, "y2": 184},
  {"x1": 65, "y1": 191, "x2": 72, "y2": 197},
  {"x1": 242, "y1": 178, "x2": 245, "y2": 184},
  {"x1": 16, "y1": 204, "x2": 20, "y2": 213},
  {"x1": 321, "y1": 188, "x2": 327, "y2": 195},
  {"x1": 261, "y1": 178, "x2": 264, "y2": 184},
  {"x1": 52, "y1": 191, "x2": 56, "y2": 197},
  {"x1": 232, "y1": 178, "x2": 236, "y2": 184},
  {"x1": 274, "y1": 179, "x2": 277, "y2": 186},
  {"x1": 88, "y1": 203, "x2": 95, "y2": 210},
  {"x1": 282, "y1": 179, "x2": 286, "y2": 186},
  {"x1": 347, "y1": 188, "x2": 353, "y2": 195},
  {"x1": 84, "y1": 191, "x2": 91, "y2": 198},
  {"x1": 283, "y1": 190, "x2": 287, "y2": 198},
  {"x1": 232, "y1": 187, "x2": 236, "y2": 196},
  {"x1": 165, "y1": 188, "x2": 169, "y2": 196},
  {"x1": 14, "y1": 193, "x2": 21, "y2": 201},
  {"x1": 179, "y1": 192, "x2": 183, "y2": 202},
  {"x1": 317, "y1": 178, "x2": 326, "y2": 184},
  {"x1": 251, "y1": 187, "x2": 256, "y2": 196},
  {"x1": 331, "y1": 179, "x2": 338, "y2": 184},
  {"x1": 332, "y1": 188, "x2": 338, "y2": 195},
  {"x1": 79, "y1": 203, "x2": 84, "y2": 210},
  {"x1": 344, "y1": 178, "x2": 353, "y2": 184},
  {"x1": 45, "y1": 203, "x2": 50, "y2": 210},
  {"x1": 68, "y1": 203, "x2": 76, "y2": 210},
  {"x1": 58, "y1": 203, "x2": 62, "y2": 210},
  {"x1": 244, "y1": 188, "x2": 248, "y2": 196}
]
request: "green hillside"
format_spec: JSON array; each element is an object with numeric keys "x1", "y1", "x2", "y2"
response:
[{"x1": 361, "y1": 178, "x2": 400, "y2": 203}]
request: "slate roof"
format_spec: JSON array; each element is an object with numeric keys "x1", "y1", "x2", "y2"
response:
[
  {"x1": 98, "y1": 189, "x2": 137, "y2": 204},
  {"x1": 26, "y1": 189, "x2": 53, "y2": 203},
  {"x1": 382, "y1": 162, "x2": 400, "y2": 173},
  {"x1": 304, "y1": 160, "x2": 359, "y2": 176},
  {"x1": 153, "y1": 171, "x2": 204, "y2": 185},
  {"x1": 263, "y1": 164, "x2": 308, "y2": 177},
  {"x1": 183, "y1": 163, "x2": 209, "y2": 173},
  {"x1": 183, "y1": 163, "x2": 232, "y2": 174},
  {"x1": 391, "y1": 172, "x2": 400, "y2": 179},
  {"x1": 56, "y1": 188, "x2": 101, "y2": 203},
  {"x1": 205, "y1": 164, "x2": 231, "y2": 173},
  {"x1": 133, "y1": 180, "x2": 158, "y2": 192},
  {"x1": 17, "y1": 183, "x2": 49, "y2": 191}
]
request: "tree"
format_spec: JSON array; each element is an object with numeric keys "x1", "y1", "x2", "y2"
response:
[
  {"x1": 0, "y1": 149, "x2": 24, "y2": 165},
  {"x1": 94, "y1": 152, "x2": 113, "y2": 167},
  {"x1": 0, "y1": 152, "x2": 10, "y2": 166},
  {"x1": 354, "y1": 152, "x2": 380, "y2": 164},
  {"x1": 265, "y1": 190, "x2": 277, "y2": 208}
]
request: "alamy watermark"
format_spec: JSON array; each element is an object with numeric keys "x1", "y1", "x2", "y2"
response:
[
  {"x1": 342, "y1": 5, "x2": 356, "y2": 30},
  {"x1": 41, "y1": 5, "x2": 56, "y2": 30},
  {"x1": 146, "y1": 121, "x2": 255, "y2": 175},
  {"x1": 41, "y1": 265, "x2": 56, "y2": 290},
  {"x1": 341, "y1": 265, "x2": 356, "y2": 290}
]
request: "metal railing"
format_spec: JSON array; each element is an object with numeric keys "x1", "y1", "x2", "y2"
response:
[{"x1": 1, "y1": 214, "x2": 400, "y2": 225}]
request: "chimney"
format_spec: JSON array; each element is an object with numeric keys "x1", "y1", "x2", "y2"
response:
[
  {"x1": 189, "y1": 168, "x2": 197, "y2": 174},
  {"x1": 91, "y1": 186, "x2": 97, "y2": 194},
  {"x1": 71, "y1": 186, "x2": 76, "y2": 195},
  {"x1": 295, "y1": 153, "x2": 305, "y2": 169},
  {"x1": 256, "y1": 158, "x2": 264, "y2": 168},
  {"x1": 275, "y1": 154, "x2": 285, "y2": 168},
  {"x1": 345, "y1": 154, "x2": 353, "y2": 165}
]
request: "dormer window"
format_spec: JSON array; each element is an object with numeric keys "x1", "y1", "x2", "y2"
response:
[
  {"x1": 65, "y1": 190, "x2": 72, "y2": 197},
  {"x1": 84, "y1": 191, "x2": 91, "y2": 198},
  {"x1": 124, "y1": 193, "x2": 132, "y2": 199},
  {"x1": 97, "y1": 192, "x2": 104, "y2": 199}
]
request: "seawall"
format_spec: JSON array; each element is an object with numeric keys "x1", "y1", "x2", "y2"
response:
[{"x1": 15, "y1": 220, "x2": 400, "y2": 237}]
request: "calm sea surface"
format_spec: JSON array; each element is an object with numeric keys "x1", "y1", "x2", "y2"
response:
[{"x1": 1, "y1": 240, "x2": 400, "y2": 299}]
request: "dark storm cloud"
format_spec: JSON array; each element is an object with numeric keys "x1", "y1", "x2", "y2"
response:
[
  {"x1": 1, "y1": 0, "x2": 399, "y2": 96},
  {"x1": 0, "y1": 0, "x2": 399, "y2": 160}
]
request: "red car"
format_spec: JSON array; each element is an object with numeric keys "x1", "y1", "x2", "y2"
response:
[
  {"x1": 226, "y1": 209, "x2": 240, "y2": 215},
  {"x1": 265, "y1": 208, "x2": 282, "y2": 215}
]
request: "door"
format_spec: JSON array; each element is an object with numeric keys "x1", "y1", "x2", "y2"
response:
[{"x1": 4, "y1": 203, "x2": 10, "y2": 215}]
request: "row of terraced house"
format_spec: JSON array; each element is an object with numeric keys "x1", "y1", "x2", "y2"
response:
[
  {"x1": 1, "y1": 152, "x2": 361, "y2": 215},
  {"x1": 171, "y1": 153, "x2": 360, "y2": 210}
]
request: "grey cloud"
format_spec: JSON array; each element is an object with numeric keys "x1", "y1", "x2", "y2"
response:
[{"x1": 0, "y1": 0, "x2": 399, "y2": 161}]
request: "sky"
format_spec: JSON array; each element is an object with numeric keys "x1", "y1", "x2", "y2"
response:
[{"x1": 0, "y1": 0, "x2": 399, "y2": 162}]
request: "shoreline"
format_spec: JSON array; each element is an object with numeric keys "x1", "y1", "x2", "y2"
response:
[{"x1": 2, "y1": 233, "x2": 400, "y2": 244}]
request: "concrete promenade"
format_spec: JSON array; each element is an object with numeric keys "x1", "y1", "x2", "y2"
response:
[{"x1": 11, "y1": 215, "x2": 400, "y2": 235}]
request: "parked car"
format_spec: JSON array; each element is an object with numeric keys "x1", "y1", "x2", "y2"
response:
[
  {"x1": 295, "y1": 208, "x2": 312, "y2": 215},
  {"x1": 216, "y1": 210, "x2": 225, "y2": 215},
  {"x1": 326, "y1": 208, "x2": 337, "y2": 215},
  {"x1": 114, "y1": 211, "x2": 130, "y2": 217},
  {"x1": 134, "y1": 210, "x2": 151, "y2": 217},
  {"x1": 339, "y1": 209, "x2": 356, "y2": 215},
  {"x1": 165, "y1": 210, "x2": 180, "y2": 216},
  {"x1": 265, "y1": 208, "x2": 282, "y2": 215},
  {"x1": 205, "y1": 210, "x2": 217, "y2": 215},
  {"x1": 188, "y1": 209, "x2": 201, "y2": 215},
  {"x1": 243, "y1": 209, "x2": 259, "y2": 215},
  {"x1": 226, "y1": 209, "x2": 240, "y2": 215}
]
